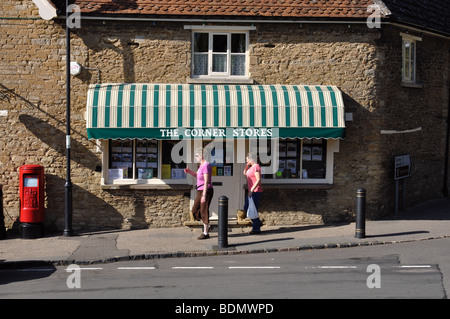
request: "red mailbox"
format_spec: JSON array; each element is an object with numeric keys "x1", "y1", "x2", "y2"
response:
[{"x1": 19, "y1": 165, "x2": 45, "y2": 238}]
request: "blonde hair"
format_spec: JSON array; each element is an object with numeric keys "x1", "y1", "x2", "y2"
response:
[
  {"x1": 195, "y1": 147, "x2": 210, "y2": 161},
  {"x1": 247, "y1": 152, "x2": 257, "y2": 163}
]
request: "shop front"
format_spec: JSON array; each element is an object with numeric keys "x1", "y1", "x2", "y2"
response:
[{"x1": 86, "y1": 84, "x2": 346, "y2": 221}]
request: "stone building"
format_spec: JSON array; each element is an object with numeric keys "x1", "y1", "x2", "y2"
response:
[{"x1": 0, "y1": 0, "x2": 449, "y2": 232}]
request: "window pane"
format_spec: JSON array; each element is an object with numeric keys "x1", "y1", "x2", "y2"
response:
[
  {"x1": 109, "y1": 139, "x2": 133, "y2": 179},
  {"x1": 231, "y1": 33, "x2": 246, "y2": 53},
  {"x1": 213, "y1": 34, "x2": 227, "y2": 52},
  {"x1": 161, "y1": 140, "x2": 186, "y2": 179},
  {"x1": 194, "y1": 33, "x2": 208, "y2": 52},
  {"x1": 231, "y1": 55, "x2": 246, "y2": 75},
  {"x1": 212, "y1": 54, "x2": 227, "y2": 72},
  {"x1": 302, "y1": 139, "x2": 327, "y2": 179},
  {"x1": 193, "y1": 54, "x2": 208, "y2": 75},
  {"x1": 135, "y1": 139, "x2": 158, "y2": 179},
  {"x1": 404, "y1": 59, "x2": 410, "y2": 79},
  {"x1": 404, "y1": 42, "x2": 410, "y2": 61}
]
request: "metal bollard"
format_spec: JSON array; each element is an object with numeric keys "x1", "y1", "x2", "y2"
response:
[
  {"x1": 218, "y1": 196, "x2": 228, "y2": 249},
  {"x1": 0, "y1": 185, "x2": 6, "y2": 240},
  {"x1": 355, "y1": 188, "x2": 366, "y2": 239}
]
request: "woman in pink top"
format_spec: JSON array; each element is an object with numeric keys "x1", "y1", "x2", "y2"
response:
[
  {"x1": 184, "y1": 148, "x2": 214, "y2": 239},
  {"x1": 243, "y1": 152, "x2": 262, "y2": 234}
]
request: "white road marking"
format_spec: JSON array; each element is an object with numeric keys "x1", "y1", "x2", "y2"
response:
[
  {"x1": 228, "y1": 266, "x2": 281, "y2": 269},
  {"x1": 117, "y1": 267, "x2": 156, "y2": 270},
  {"x1": 305, "y1": 266, "x2": 357, "y2": 269},
  {"x1": 172, "y1": 266, "x2": 214, "y2": 269}
]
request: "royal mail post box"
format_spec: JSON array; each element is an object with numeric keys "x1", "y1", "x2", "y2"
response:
[{"x1": 19, "y1": 165, "x2": 45, "y2": 238}]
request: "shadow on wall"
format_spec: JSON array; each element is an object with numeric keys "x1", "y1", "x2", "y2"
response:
[
  {"x1": 45, "y1": 174, "x2": 123, "y2": 233},
  {"x1": 19, "y1": 114, "x2": 100, "y2": 171}
]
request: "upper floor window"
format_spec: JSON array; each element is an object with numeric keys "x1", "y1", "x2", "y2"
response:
[
  {"x1": 192, "y1": 31, "x2": 249, "y2": 78},
  {"x1": 401, "y1": 33, "x2": 422, "y2": 84}
]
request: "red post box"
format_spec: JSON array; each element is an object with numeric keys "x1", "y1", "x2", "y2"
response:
[{"x1": 19, "y1": 165, "x2": 45, "y2": 238}]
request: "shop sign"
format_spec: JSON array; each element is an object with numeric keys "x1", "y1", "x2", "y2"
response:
[{"x1": 159, "y1": 127, "x2": 275, "y2": 139}]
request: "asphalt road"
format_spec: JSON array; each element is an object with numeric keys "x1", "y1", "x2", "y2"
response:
[{"x1": 1, "y1": 238, "x2": 448, "y2": 301}]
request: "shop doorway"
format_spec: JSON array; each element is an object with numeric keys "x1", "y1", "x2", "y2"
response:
[{"x1": 191, "y1": 140, "x2": 245, "y2": 220}]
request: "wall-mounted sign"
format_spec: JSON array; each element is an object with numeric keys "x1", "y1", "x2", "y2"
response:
[{"x1": 394, "y1": 155, "x2": 411, "y2": 180}]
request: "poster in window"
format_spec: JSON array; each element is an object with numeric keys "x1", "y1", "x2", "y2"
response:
[
  {"x1": 287, "y1": 143, "x2": 297, "y2": 157},
  {"x1": 312, "y1": 147, "x2": 323, "y2": 161},
  {"x1": 147, "y1": 162, "x2": 157, "y2": 168},
  {"x1": 171, "y1": 168, "x2": 186, "y2": 179},
  {"x1": 136, "y1": 154, "x2": 147, "y2": 168},
  {"x1": 286, "y1": 159, "x2": 297, "y2": 174},
  {"x1": 147, "y1": 153, "x2": 157, "y2": 163},
  {"x1": 138, "y1": 168, "x2": 153, "y2": 179},
  {"x1": 109, "y1": 168, "x2": 127, "y2": 179},
  {"x1": 302, "y1": 146, "x2": 312, "y2": 161},
  {"x1": 148, "y1": 146, "x2": 157, "y2": 154},
  {"x1": 121, "y1": 153, "x2": 133, "y2": 167},
  {"x1": 224, "y1": 165, "x2": 232, "y2": 176},
  {"x1": 161, "y1": 164, "x2": 171, "y2": 179},
  {"x1": 279, "y1": 144, "x2": 286, "y2": 157}
]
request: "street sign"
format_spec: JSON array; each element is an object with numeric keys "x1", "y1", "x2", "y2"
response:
[{"x1": 394, "y1": 155, "x2": 411, "y2": 180}]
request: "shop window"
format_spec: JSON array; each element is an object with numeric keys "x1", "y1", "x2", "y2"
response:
[
  {"x1": 192, "y1": 31, "x2": 248, "y2": 78},
  {"x1": 161, "y1": 140, "x2": 187, "y2": 179},
  {"x1": 109, "y1": 139, "x2": 134, "y2": 179},
  {"x1": 107, "y1": 139, "x2": 186, "y2": 181},
  {"x1": 260, "y1": 138, "x2": 328, "y2": 181}
]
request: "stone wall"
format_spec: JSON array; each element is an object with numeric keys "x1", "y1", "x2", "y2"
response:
[{"x1": 1, "y1": 1, "x2": 449, "y2": 231}]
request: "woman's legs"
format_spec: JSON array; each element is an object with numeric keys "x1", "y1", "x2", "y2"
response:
[
  {"x1": 198, "y1": 188, "x2": 213, "y2": 239},
  {"x1": 244, "y1": 192, "x2": 262, "y2": 233}
]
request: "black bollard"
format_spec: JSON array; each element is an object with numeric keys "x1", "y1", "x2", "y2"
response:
[
  {"x1": 355, "y1": 188, "x2": 366, "y2": 239},
  {"x1": 218, "y1": 196, "x2": 228, "y2": 249}
]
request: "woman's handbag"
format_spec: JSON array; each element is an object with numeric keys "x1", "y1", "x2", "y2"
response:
[{"x1": 247, "y1": 196, "x2": 258, "y2": 219}]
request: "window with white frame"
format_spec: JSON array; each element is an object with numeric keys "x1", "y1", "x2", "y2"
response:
[
  {"x1": 106, "y1": 139, "x2": 186, "y2": 182},
  {"x1": 251, "y1": 138, "x2": 339, "y2": 184},
  {"x1": 401, "y1": 33, "x2": 422, "y2": 83},
  {"x1": 192, "y1": 31, "x2": 249, "y2": 78}
]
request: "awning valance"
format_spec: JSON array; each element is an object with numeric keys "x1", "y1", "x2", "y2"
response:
[{"x1": 86, "y1": 84, "x2": 345, "y2": 140}]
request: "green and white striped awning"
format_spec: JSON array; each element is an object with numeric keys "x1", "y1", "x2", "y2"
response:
[{"x1": 86, "y1": 84, "x2": 345, "y2": 140}]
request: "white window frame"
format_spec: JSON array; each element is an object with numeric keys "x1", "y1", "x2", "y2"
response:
[
  {"x1": 401, "y1": 33, "x2": 422, "y2": 84},
  {"x1": 100, "y1": 140, "x2": 189, "y2": 187},
  {"x1": 252, "y1": 139, "x2": 340, "y2": 185},
  {"x1": 186, "y1": 26, "x2": 253, "y2": 80}
]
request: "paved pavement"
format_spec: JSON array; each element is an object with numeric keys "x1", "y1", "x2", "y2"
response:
[{"x1": 1, "y1": 198, "x2": 449, "y2": 267}]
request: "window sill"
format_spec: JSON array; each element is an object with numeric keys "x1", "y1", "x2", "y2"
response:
[
  {"x1": 247, "y1": 183, "x2": 334, "y2": 190},
  {"x1": 187, "y1": 77, "x2": 254, "y2": 84},
  {"x1": 101, "y1": 180, "x2": 192, "y2": 190},
  {"x1": 401, "y1": 82, "x2": 423, "y2": 89}
]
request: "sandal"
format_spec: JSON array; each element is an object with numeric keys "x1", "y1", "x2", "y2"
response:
[{"x1": 198, "y1": 233, "x2": 210, "y2": 240}]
